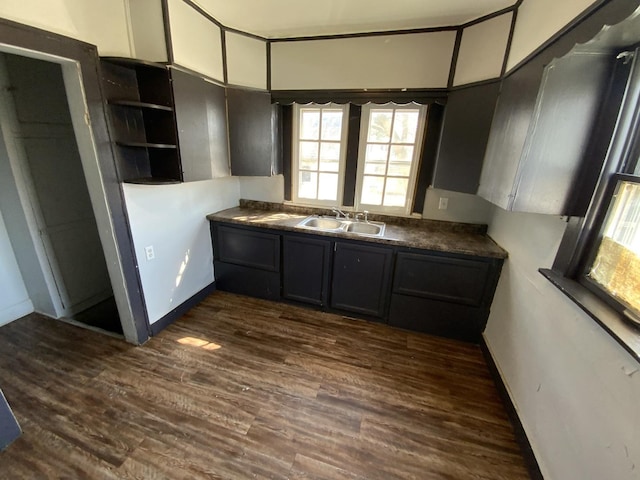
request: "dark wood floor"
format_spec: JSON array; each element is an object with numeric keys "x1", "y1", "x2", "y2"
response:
[{"x1": 0, "y1": 291, "x2": 529, "y2": 479}]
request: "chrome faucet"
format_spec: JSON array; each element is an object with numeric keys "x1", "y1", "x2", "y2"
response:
[
  {"x1": 332, "y1": 207, "x2": 350, "y2": 219},
  {"x1": 355, "y1": 210, "x2": 369, "y2": 222}
]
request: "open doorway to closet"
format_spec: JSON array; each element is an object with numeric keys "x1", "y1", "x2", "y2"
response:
[{"x1": 0, "y1": 52, "x2": 122, "y2": 334}]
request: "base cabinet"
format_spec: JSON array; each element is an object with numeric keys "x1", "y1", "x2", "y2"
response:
[
  {"x1": 282, "y1": 235, "x2": 331, "y2": 306},
  {"x1": 211, "y1": 223, "x2": 281, "y2": 300},
  {"x1": 209, "y1": 221, "x2": 503, "y2": 342},
  {"x1": 388, "y1": 251, "x2": 502, "y2": 342},
  {"x1": 330, "y1": 242, "x2": 394, "y2": 318}
]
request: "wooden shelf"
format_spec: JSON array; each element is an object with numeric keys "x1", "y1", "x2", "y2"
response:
[
  {"x1": 116, "y1": 141, "x2": 177, "y2": 149},
  {"x1": 101, "y1": 57, "x2": 183, "y2": 183},
  {"x1": 109, "y1": 100, "x2": 173, "y2": 111}
]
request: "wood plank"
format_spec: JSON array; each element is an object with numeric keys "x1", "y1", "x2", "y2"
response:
[{"x1": 0, "y1": 291, "x2": 529, "y2": 478}]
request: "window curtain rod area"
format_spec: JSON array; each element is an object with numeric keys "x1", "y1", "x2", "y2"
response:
[{"x1": 271, "y1": 89, "x2": 448, "y2": 106}]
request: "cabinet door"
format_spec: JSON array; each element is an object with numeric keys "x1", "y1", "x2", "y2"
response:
[
  {"x1": 330, "y1": 242, "x2": 393, "y2": 318},
  {"x1": 213, "y1": 224, "x2": 280, "y2": 272},
  {"x1": 433, "y1": 81, "x2": 500, "y2": 194},
  {"x1": 283, "y1": 235, "x2": 331, "y2": 306},
  {"x1": 172, "y1": 68, "x2": 230, "y2": 181},
  {"x1": 227, "y1": 87, "x2": 281, "y2": 176}
]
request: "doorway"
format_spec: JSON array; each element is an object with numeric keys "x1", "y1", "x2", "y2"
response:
[{"x1": 0, "y1": 53, "x2": 122, "y2": 335}]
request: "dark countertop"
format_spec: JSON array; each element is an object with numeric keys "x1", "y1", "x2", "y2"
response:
[{"x1": 207, "y1": 201, "x2": 507, "y2": 259}]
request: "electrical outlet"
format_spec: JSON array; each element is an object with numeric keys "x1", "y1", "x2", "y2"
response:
[
  {"x1": 145, "y1": 245, "x2": 155, "y2": 261},
  {"x1": 438, "y1": 197, "x2": 449, "y2": 210}
]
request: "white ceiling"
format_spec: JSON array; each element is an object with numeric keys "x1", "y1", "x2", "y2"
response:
[{"x1": 193, "y1": 0, "x2": 517, "y2": 39}]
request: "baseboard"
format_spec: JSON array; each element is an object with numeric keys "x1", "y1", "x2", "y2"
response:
[
  {"x1": 149, "y1": 282, "x2": 216, "y2": 336},
  {"x1": 480, "y1": 336, "x2": 544, "y2": 480},
  {"x1": 0, "y1": 299, "x2": 34, "y2": 327}
]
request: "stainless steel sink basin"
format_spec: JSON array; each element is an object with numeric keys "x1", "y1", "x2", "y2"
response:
[
  {"x1": 296, "y1": 215, "x2": 385, "y2": 237},
  {"x1": 344, "y1": 221, "x2": 384, "y2": 236},
  {"x1": 299, "y1": 217, "x2": 343, "y2": 230}
]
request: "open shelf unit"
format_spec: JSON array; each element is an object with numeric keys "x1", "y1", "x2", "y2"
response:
[{"x1": 101, "y1": 58, "x2": 183, "y2": 184}]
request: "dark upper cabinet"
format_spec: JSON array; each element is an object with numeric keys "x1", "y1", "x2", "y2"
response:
[
  {"x1": 171, "y1": 68, "x2": 230, "y2": 181},
  {"x1": 101, "y1": 58, "x2": 182, "y2": 184},
  {"x1": 477, "y1": 0, "x2": 640, "y2": 215},
  {"x1": 282, "y1": 234, "x2": 331, "y2": 306},
  {"x1": 433, "y1": 81, "x2": 500, "y2": 194},
  {"x1": 227, "y1": 87, "x2": 281, "y2": 176},
  {"x1": 330, "y1": 241, "x2": 394, "y2": 318},
  {"x1": 479, "y1": 51, "x2": 616, "y2": 215}
]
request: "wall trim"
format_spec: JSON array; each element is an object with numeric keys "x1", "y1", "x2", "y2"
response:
[
  {"x1": 480, "y1": 335, "x2": 545, "y2": 480},
  {"x1": 149, "y1": 282, "x2": 216, "y2": 336}
]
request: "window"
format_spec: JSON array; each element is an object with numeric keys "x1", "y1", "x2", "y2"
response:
[
  {"x1": 291, "y1": 102, "x2": 428, "y2": 215},
  {"x1": 587, "y1": 176, "x2": 640, "y2": 322},
  {"x1": 546, "y1": 46, "x2": 640, "y2": 340},
  {"x1": 356, "y1": 104, "x2": 427, "y2": 215},
  {"x1": 292, "y1": 104, "x2": 348, "y2": 206}
]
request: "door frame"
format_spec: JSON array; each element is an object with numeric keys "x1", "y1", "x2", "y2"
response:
[{"x1": 0, "y1": 18, "x2": 150, "y2": 344}]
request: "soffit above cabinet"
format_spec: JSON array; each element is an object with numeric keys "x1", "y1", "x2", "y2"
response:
[{"x1": 190, "y1": 0, "x2": 516, "y2": 38}]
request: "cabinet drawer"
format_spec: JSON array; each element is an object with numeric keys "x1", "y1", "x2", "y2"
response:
[
  {"x1": 214, "y1": 224, "x2": 280, "y2": 272},
  {"x1": 393, "y1": 252, "x2": 490, "y2": 306}
]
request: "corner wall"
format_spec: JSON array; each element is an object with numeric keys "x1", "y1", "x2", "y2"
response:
[
  {"x1": 123, "y1": 177, "x2": 240, "y2": 324},
  {"x1": 485, "y1": 207, "x2": 640, "y2": 479}
]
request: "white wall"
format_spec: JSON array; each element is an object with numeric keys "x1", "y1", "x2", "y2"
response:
[
  {"x1": 239, "y1": 175, "x2": 285, "y2": 203},
  {"x1": 506, "y1": 0, "x2": 598, "y2": 71},
  {"x1": 122, "y1": 178, "x2": 240, "y2": 324},
  {"x1": 454, "y1": 13, "x2": 513, "y2": 86},
  {"x1": 485, "y1": 207, "x2": 640, "y2": 479},
  {"x1": 0, "y1": 0, "x2": 131, "y2": 56},
  {"x1": 167, "y1": 0, "x2": 224, "y2": 81},
  {"x1": 226, "y1": 32, "x2": 267, "y2": 90},
  {"x1": 127, "y1": 0, "x2": 168, "y2": 62},
  {"x1": 422, "y1": 187, "x2": 493, "y2": 224},
  {"x1": 0, "y1": 209, "x2": 33, "y2": 326},
  {"x1": 271, "y1": 31, "x2": 456, "y2": 90}
]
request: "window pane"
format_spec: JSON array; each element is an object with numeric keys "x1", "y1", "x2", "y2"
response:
[
  {"x1": 392, "y1": 110, "x2": 419, "y2": 143},
  {"x1": 319, "y1": 142, "x2": 340, "y2": 172},
  {"x1": 383, "y1": 177, "x2": 409, "y2": 207},
  {"x1": 321, "y1": 110, "x2": 343, "y2": 141},
  {"x1": 299, "y1": 141, "x2": 319, "y2": 170},
  {"x1": 368, "y1": 110, "x2": 393, "y2": 142},
  {"x1": 298, "y1": 171, "x2": 318, "y2": 199},
  {"x1": 318, "y1": 173, "x2": 338, "y2": 200},
  {"x1": 364, "y1": 144, "x2": 388, "y2": 175},
  {"x1": 388, "y1": 145, "x2": 414, "y2": 176},
  {"x1": 300, "y1": 109, "x2": 320, "y2": 140},
  {"x1": 588, "y1": 181, "x2": 640, "y2": 313},
  {"x1": 361, "y1": 176, "x2": 384, "y2": 205}
]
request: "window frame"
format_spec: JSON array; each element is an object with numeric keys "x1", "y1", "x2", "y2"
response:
[
  {"x1": 579, "y1": 174, "x2": 640, "y2": 323},
  {"x1": 354, "y1": 103, "x2": 428, "y2": 216},
  {"x1": 291, "y1": 103, "x2": 349, "y2": 207},
  {"x1": 543, "y1": 47, "x2": 640, "y2": 359}
]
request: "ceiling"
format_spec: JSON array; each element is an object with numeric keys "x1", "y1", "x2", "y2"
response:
[{"x1": 193, "y1": 0, "x2": 518, "y2": 39}]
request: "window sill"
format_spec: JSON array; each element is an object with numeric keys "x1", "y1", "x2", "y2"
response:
[{"x1": 540, "y1": 268, "x2": 640, "y2": 363}]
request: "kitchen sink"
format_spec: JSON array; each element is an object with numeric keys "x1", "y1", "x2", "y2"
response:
[
  {"x1": 296, "y1": 215, "x2": 385, "y2": 237},
  {"x1": 300, "y1": 217, "x2": 343, "y2": 230},
  {"x1": 344, "y1": 221, "x2": 383, "y2": 236}
]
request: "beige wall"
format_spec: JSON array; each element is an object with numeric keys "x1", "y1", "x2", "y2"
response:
[
  {"x1": 167, "y1": 0, "x2": 224, "y2": 81},
  {"x1": 0, "y1": 0, "x2": 132, "y2": 56},
  {"x1": 454, "y1": 13, "x2": 512, "y2": 86},
  {"x1": 506, "y1": 0, "x2": 598, "y2": 71},
  {"x1": 225, "y1": 32, "x2": 267, "y2": 90},
  {"x1": 271, "y1": 31, "x2": 456, "y2": 90}
]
